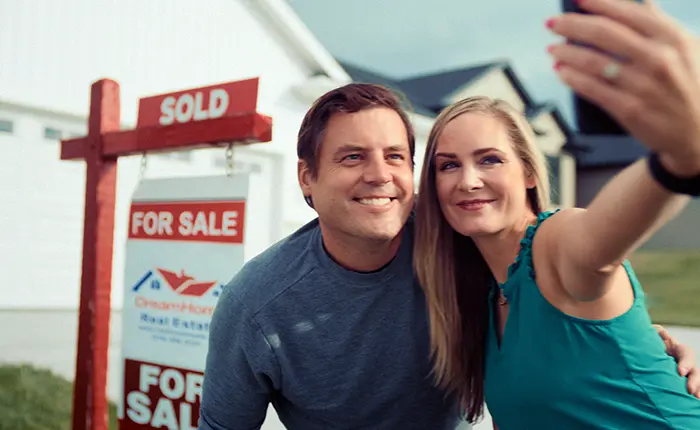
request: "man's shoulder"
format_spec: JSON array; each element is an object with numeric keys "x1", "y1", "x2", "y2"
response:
[{"x1": 219, "y1": 218, "x2": 321, "y2": 315}]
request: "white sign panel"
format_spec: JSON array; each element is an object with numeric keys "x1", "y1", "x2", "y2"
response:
[{"x1": 117, "y1": 174, "x2": 249, "y2": 430}]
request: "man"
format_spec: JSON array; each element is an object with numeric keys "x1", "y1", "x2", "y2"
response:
[{"x1": 198, "y1": 83, "x2": 699, "y2": 430}]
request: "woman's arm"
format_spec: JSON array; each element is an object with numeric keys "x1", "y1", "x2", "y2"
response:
[
  {"x1": 540, "y1": 0, "x2": 700, "y2": 300},
  {"x1": 543, "y1": 159, "x2": 692, "y2": 300}
]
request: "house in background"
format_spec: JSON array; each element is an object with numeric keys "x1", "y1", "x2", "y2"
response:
[
  {"x1": 331, "y1": 60, "x2": 698, "y2": 251},
  {"x1": 334, "y1": 60, "x2": 578, "y2": 209},
  {"x1": 0, "y1": 0, "x2": 354, "y2": 310},
  {"x1": 573, "y1": 135, "x2": 700, "y2": 250}
]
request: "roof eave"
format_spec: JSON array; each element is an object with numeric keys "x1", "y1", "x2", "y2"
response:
[{"x1": 241, "y1": 0, "x2": 351, "y2": 82}]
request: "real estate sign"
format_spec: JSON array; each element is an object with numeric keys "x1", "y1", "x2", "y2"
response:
[{"x1": 118, "y1": 174, "x2": 249, "y2": 429}]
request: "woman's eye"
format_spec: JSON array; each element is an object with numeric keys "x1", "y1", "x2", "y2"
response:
[{"x1": 481, "y1": 155, "x2": 503, "y2": 165}]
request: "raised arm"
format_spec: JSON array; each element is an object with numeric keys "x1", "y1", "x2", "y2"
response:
[
  {"x1": 541, "y1": 0, "x2": 700, "y2": 300},
  {"x1": 544, "y1": 159, "x2": 691, "y2": 299},
  {"x1": 199, "y1": 286, "x2": 279, "y2": 429}
]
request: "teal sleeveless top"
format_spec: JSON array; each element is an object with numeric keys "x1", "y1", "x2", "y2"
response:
[{"x1": 483, "y1": 210, "x2": 700, "y2": 429}]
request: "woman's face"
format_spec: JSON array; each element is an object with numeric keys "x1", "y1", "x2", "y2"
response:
[{"x1": 433, "y1": 113, "x2": 535, "y2": 238}]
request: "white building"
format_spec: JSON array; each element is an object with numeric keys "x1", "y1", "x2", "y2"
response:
[
  {"x1": 0, "y1": 0, "x2": 429, "y2": 311},
  {"x1": 0, "y1": 0, "x2": 572, "y2": 312},
  {"x1": 1, "y1": 4, "x2": 580, "y2": 430}
]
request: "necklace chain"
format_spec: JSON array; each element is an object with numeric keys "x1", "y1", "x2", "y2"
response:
[{"x1": 498, "y1": 289, "x2": 508, "y2": 306}]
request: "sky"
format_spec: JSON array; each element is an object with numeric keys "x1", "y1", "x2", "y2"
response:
[{"x1": 288, "y1": 0, "x2": 700, "y2": 124}]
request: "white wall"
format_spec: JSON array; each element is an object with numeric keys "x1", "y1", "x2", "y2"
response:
[{"x1": 0, "y1": 0, "x2": 322, "y2": 309}]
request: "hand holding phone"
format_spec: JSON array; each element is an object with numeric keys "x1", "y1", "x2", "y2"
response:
[
  {"x1": 560, "y1": 0, "x2": 644, "y2": 135},
  {"x1": 550, "y1": 0, "x2": 700, "y2": 177}
]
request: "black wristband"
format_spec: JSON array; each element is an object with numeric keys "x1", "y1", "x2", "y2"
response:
[{"x1": 647, "y1": 152, "x2": 700, "y2": 197}]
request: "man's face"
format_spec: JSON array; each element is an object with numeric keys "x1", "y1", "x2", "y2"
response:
[{"x1": 299, "y1": 107, "x2": 414, "y2": 244}]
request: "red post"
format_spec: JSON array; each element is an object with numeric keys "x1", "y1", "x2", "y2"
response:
[
  {"x1": 62, "y1": 77, "x2": 272, "y2": 429},
  {"x1": 71, "y1": 79, "x2": 120, "y2": 430}
]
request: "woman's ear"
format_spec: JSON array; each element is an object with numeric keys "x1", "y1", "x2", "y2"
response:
[{"x1": 525, "y1": 170, "x2": 537, "y2": 190}]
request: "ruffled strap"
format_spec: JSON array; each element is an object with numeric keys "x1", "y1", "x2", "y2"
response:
[
  {"x1": 495, "y1": 209, "x2": 561, "y2": 301},
  {"x1": 509, "y1": 209, "x2": 560, "y2": 279}
]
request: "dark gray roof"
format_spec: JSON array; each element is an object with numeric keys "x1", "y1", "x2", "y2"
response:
[
  {"x1": 525, "y1": 103, "x2": 553, "y2": 119},
  {"x1": 336, "y1": 59, "x2": 573, "y2": 145},
  {"x1": 572, "y1": 135, "x2": 647, "y2": 168},
  {"x1": 396, "y1": 63, "x2": 498, "y2": 110},
  {"x1": 338, "y1": 62, "x2": 437, "y2": 117},
  {"x1": 336, "y1": 61, "x2": 646, "y2": 169},
  {"x1": 525, "y1": 102, "x2": 576, "y2": 143}
]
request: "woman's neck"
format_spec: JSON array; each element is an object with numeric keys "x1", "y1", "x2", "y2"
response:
[{"x1": 473, "y1": 214, "x2": 537, "y2": 284}]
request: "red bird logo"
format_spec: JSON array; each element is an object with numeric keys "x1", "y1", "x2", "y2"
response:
[{"x1": 156, "y1": 268, "x2": 217, "y2": 297}]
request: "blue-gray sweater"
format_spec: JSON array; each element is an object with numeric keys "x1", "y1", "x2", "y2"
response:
[{"x1": 199, "y1": 217, "x2": 470, "y2": 430}]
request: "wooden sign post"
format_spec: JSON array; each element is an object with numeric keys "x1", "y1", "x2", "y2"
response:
[{"x1": 60, "y1": 77, "x2": 272, "y2": 430}]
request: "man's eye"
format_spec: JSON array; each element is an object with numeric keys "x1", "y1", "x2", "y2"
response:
[{"x1": 342, "y1": 154, "x2": 361, "y2": 161}]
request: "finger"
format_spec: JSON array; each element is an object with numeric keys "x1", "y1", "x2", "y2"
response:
[
  {"x1": 554, "y1": 63, "x2": 642, "y2": 129},
  {"x1": 652, "y1": 324, "x2": 674, "y2": 345},
  {"x1": 576, "y1": 0, "x2": 684, "y2": 43},
  {"x1": 653, "y1": 323, "x2": 669, "y2": 337},
  {"x1": 549, "y1": 15, "x2": 688, "y2": 90},
  {"x1": 674, "y1": 344, "x2": 695, "y2": 377},
  {"x1": 548, "y1": 43, "x2": 658, "y2": 98},
  {"x1": 687, "y1": 369, "x2": 700, "y2": 399},
  {"x1": 548, "y1": 13, "x2": 652, "y2": 67}
]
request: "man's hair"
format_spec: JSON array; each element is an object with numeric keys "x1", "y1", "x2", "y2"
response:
[{"x1": 297, "y1": 83, "x2": 416, "y2": 179}]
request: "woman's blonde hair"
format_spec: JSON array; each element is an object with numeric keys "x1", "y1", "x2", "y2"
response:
[{"x1": 413, "y1": 96, "x2": 551, "y2": 422}]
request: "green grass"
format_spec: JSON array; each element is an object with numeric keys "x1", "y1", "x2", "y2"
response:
[
  {"x1": 0, "y1": 364, "x2": 118, "y2": 430},
  {"x1": 0, "y1": 252, "x2": 697, "y2": 428},
  {"x1": 630, "y1": 250, "x2": 700, "y2": 327}
]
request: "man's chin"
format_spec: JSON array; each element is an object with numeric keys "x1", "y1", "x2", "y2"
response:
[{"x1": 357, "y1": 225, "x2": 404, "y2": 242}]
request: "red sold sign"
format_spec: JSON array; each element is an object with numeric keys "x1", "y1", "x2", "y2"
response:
[{"x1": 136, "y1": 78, "x2": 259, "y2": 128}]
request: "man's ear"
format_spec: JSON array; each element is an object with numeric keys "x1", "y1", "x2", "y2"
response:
[
  {"x1": 298, "y1": 159, "x2": 313, "y2": 197},
  {"x1": 298, "y1": 160, "x2": 316, "y2": 208}
]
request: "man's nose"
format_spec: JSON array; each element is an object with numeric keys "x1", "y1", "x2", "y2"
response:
[{"x1": 362, "y1": 156, "x2": 392, "y2": 184}]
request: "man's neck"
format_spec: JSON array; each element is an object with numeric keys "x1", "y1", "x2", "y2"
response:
[{"x1": 320, "y1": 228, "x2": 403, "y2": 273}]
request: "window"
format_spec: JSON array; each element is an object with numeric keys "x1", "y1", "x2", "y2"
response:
[
  {"x1": 0, "y1": 119, "x2": 13, "y2": 134},
  {"x1": 546, "y1": 155, "x2": 561, "y2": 206},
  {"x1": 44, "y1": 127, "x2": 62, "y2": 140}
]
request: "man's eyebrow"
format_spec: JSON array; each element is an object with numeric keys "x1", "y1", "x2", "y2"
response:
[
  {"x1": 386, "y1": 145, "x2": 409, "y2": 152},
  {"x1": 334, "y1": 144, "x2": 364, "y2": 154},
  {"x1": 334, "y1": 144, "x2": 409, "y2": 154}
]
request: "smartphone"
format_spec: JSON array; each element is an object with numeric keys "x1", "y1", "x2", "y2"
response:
[
  {"x1": 560, "y1": 0, "x2": 643, "y2": 135},
  {"x1": 562, "y1": 0, "x2": 643, "y2": 13}
]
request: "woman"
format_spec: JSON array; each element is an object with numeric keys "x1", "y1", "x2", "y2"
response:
[{"x1": 413, "y1": 0, "x2": 700, "y2": 428}]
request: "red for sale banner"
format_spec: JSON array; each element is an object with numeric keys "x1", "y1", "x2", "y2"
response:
[{"x1": 119, "y1": 358, "x2": 202, "y2": 430}]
